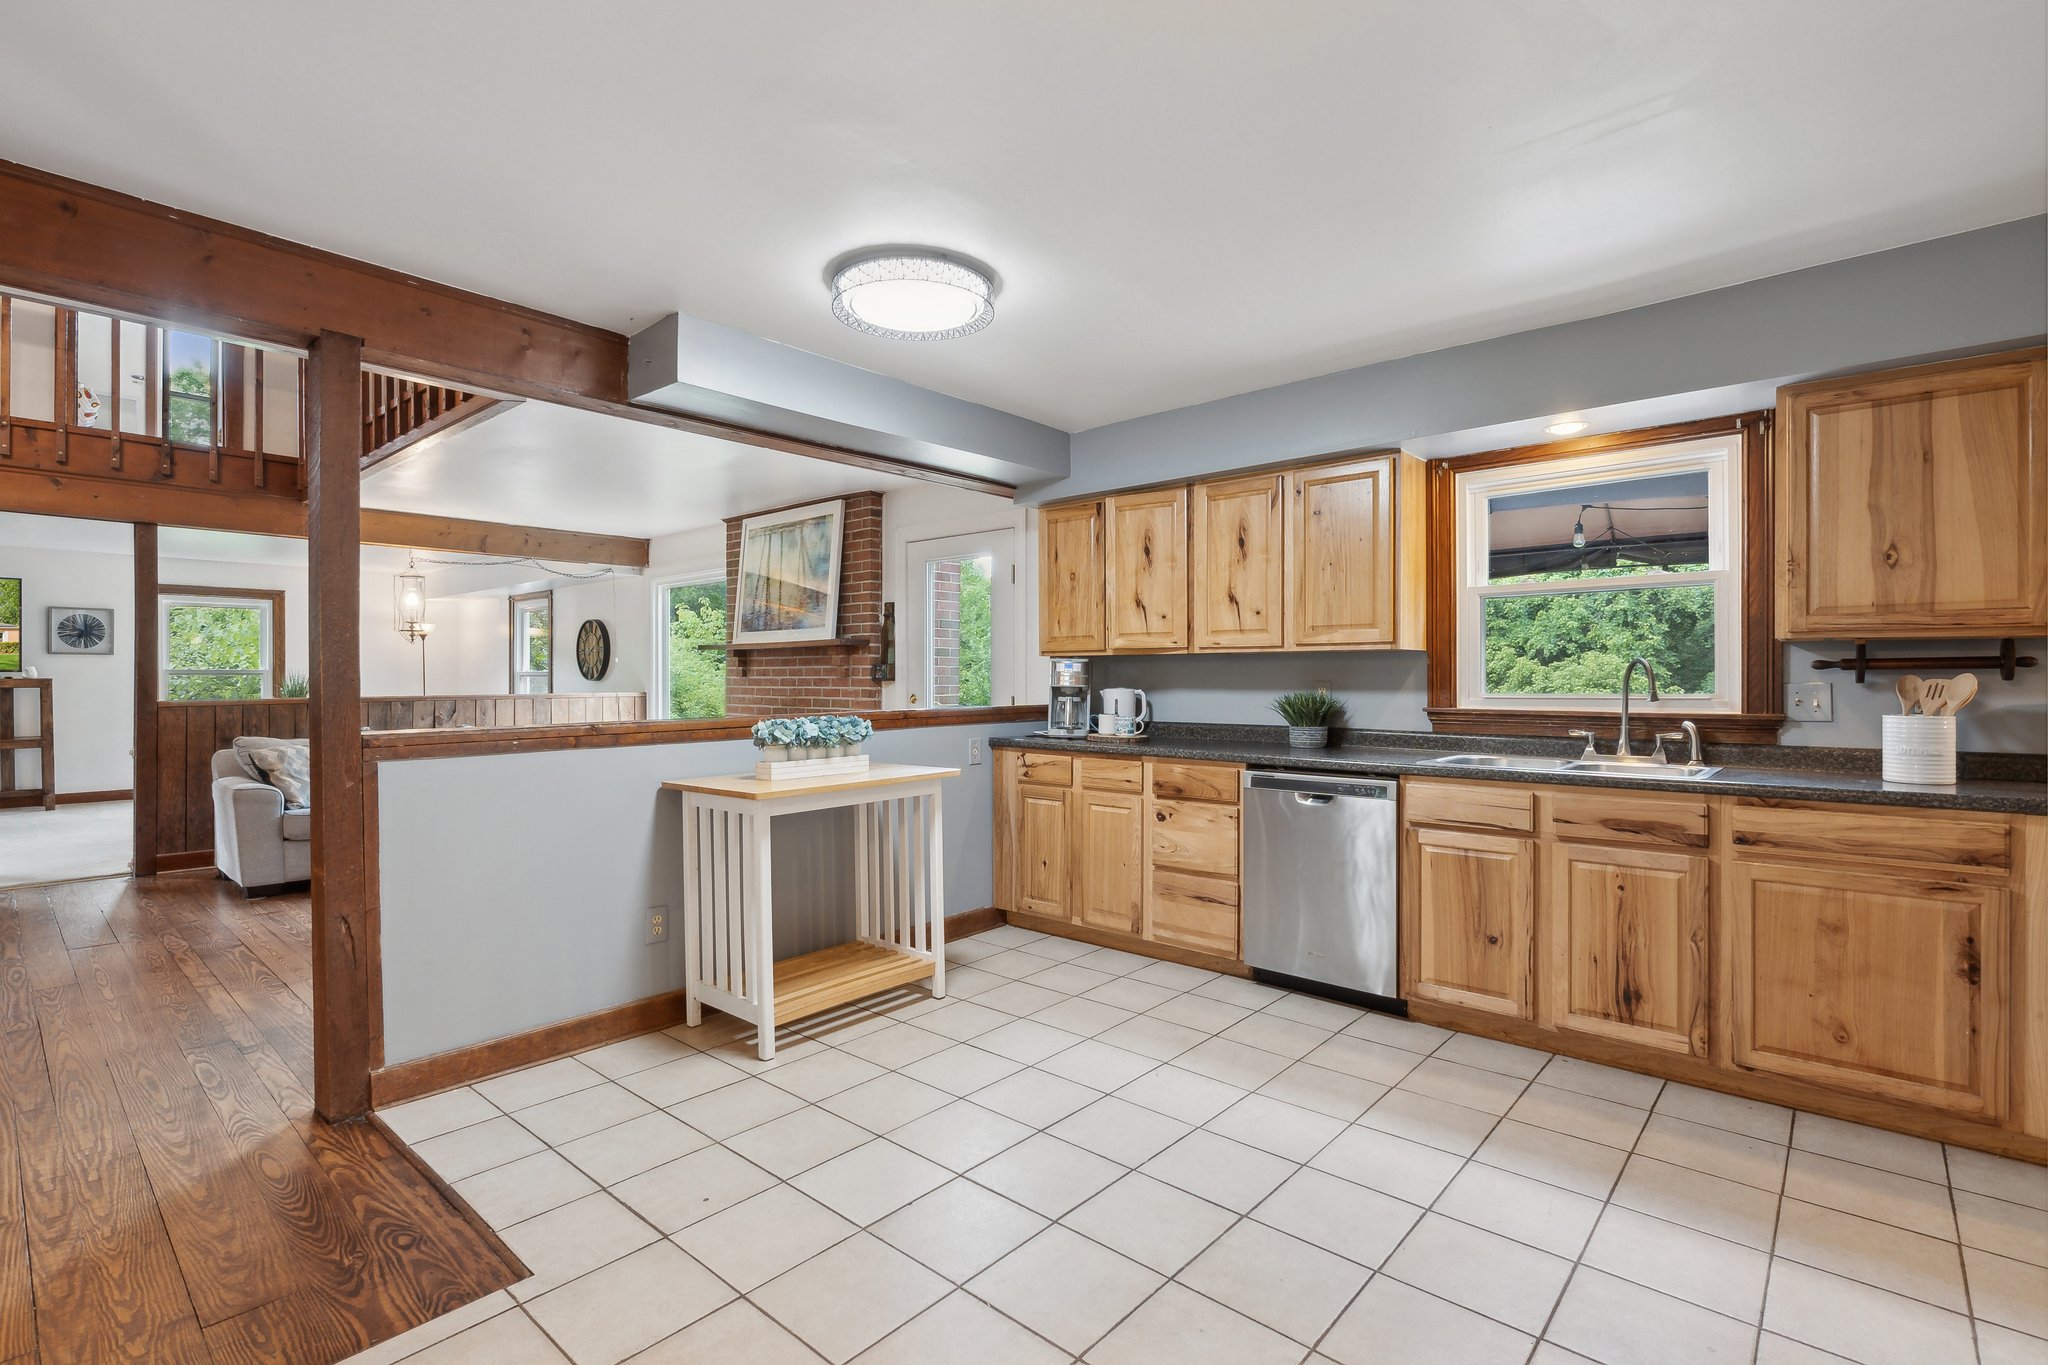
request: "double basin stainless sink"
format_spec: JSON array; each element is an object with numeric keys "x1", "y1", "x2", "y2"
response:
[{"x1": 1432, "y1": 753, "x2": 1724, "y2": 781}]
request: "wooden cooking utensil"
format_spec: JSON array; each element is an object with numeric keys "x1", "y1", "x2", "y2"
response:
[
  {"x1": 1936, "y1": 673, "x2": 1979, "y2": 715},
  {"x1": 1916, "y1": 677, "x2": 1950, "y2": 716},
  {"x1": 1895, "y1": 675, "x2": 1924, "y2": 715}
]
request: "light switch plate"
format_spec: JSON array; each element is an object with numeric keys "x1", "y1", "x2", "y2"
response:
[
  {"x1": 1787, "y1": 681, "x2": 1833, "y2": 722},
  {"x1": 968, "y1": 739, "x2": 983, "y2": 766}
]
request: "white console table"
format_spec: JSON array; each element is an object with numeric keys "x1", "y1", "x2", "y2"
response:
[{"x1": 665, "y1": 763, "x2": 959, "y2": 1059}]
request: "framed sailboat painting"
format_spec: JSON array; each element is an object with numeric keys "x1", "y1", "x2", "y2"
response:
[{"x1": 732, "y1": 499, "x2": 845, "y2": 645}]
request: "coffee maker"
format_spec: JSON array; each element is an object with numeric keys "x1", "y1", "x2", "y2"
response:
[{"x1": 1047, "y1": 658, "x2": 1091, "y2": 737}]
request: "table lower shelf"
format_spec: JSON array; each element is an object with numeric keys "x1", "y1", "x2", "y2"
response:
[{"x1": 774, "y1": 941, "x2": 936, "y2": 1026}]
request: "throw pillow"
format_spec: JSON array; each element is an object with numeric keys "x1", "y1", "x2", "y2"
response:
[
  {"x1": 247, "y1": 741, "x2": 312, "y2": 809},
  {"x1": 232, "y1": 735, "x2": 299, "y2": 782}
]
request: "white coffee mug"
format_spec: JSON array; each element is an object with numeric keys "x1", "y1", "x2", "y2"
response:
[{"x1": 1099, "y1": 688, "x2": 1149, "y2": 731}]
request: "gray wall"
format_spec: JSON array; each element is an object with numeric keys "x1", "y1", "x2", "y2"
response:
[
  {"x1": 376, "y1": 719, "x2": 1034, "y2": 1065},
  {"x1": 1044, "y1": 216, "x2": 2048, "y2": 501},
  {"x1": 1100, "y1": 639, "x2": 2048, "y2": 753}
]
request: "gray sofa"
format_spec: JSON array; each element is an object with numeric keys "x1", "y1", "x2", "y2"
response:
[{"x1": 212, "y1": 745, "x2": 311, "y2": 896}]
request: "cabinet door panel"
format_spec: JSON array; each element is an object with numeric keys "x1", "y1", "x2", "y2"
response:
[
  {"x1": 1017, "y1": 786, "x2": 1073, "y2": 921},
  {"x1": 1078, "y1": 790, "x2": 1143, "y2": 935},
  {"x1": 1039, "y1": 501, "x2": 1106, "y2": 654},
  {"x1": 1191, "y1": 473, "x2": 1285, "y2": 650},
  {"x1": 1778, "y1": 351, "x2": 2046, "y2": 637},
  {"x1": 1547, "y1": 845, "x2": 1709, "y2": 1055},
  {"x1": 1147, "y1": 867, "x2": 1239, "y2": 957},
  {"x1": 1286, "y1": 455, "x2": 1395, "y2": 647},
  {"x1": 1403, "y1": 826, "x2": 1535, "y2": 1018},
  {"x1": 1148, "y1": 799, "x2": 1239, "y2": 877},
  {"x1": 1727, "y1": 860, "x2": 2007, "y2": 1116},
  {"x1": 1104, "y1": 487, "x2": 1189, "y2": 651}
]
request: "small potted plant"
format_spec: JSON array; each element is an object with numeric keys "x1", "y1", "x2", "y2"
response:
[
  {"x1": 751, "y1": 717, "x2": 800, "y2": 761},
  {"x1": 1272, "y1": 689, "x2": 1341, "y2": 748}
]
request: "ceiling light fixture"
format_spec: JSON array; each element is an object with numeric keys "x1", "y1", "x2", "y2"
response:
[
  {"x1": 829, "y1": 250, "x2": 995, "y2": 340},
  {"x1": 1545, "y1": 419, "x2": 1590, "y2": 436}
]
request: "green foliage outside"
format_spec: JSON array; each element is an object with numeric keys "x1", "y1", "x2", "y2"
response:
[
  {"x1": 956, "y1": 557, "x2": 992, "y2": 707},
  {"x1": 666, "y1": 582, "x2": 728, "y2": 718},
  {"x1": 1483, "y1": 581, "x2": 1715, "y2": 697},
  {"x1": 164, "y1": 604, "x2": 265, "y2": 699},
  {"x1": 167, "y1": 361, "x2": 214, "y2": 446},
  {"x1": 0, "y1": 577, "x2": 19, "y2": 671}
]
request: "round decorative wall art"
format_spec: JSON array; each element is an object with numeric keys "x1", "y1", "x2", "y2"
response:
[
  {"x1": 575, "y1": 618, "x2": 611, "y2": 681},
  {"x1": 48, "y1": 606, "x2": 115, "y2": 655}
]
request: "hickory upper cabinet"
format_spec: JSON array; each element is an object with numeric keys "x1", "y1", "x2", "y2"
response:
[
  {"x1": 1285, "y1": 451, "x2": 1428, "y2": 650},
  {"x1": 1104, "y1": 487, "x2": 1190, "y2": 651},
  {"x1": 1776, "y1": 348, "x2": 2047, "y2": 638},
  {"x1": 1191, "y1": 473, "x2": 1286, "y2": 651},
  {"x1": 1038, "y1": 499, "x2": 1107, "y2": 655}
]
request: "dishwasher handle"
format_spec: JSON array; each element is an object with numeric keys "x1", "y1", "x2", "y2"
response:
[{"x1": 1245, "y1": 769, "x2": 1395, "y2": 801}]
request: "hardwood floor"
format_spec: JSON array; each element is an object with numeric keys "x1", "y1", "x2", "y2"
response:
[{"x1": 0, "y1": 874, "x2": 522, "y2": 1364}]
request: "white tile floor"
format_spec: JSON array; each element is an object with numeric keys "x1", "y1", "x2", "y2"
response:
[{"x1": 354, "y1": 925, "x2": 2048, "y2": 1365}]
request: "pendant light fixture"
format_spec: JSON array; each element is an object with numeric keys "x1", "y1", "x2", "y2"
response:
[
  {"x1": 829, "y1": 250, "x2": 996, "y2": 340},
  {"x1": 394, "y1": 555, "x2": 434, "y2": 643}
]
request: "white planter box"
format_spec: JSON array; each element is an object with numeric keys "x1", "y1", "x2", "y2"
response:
[{"x1": 755, "y1": 752, "x2": 872, "y2": 782}]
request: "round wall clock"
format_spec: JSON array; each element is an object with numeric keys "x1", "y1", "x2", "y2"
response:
[{"x1": 575, "y1": 618, "x2": 611, "y2": 681}]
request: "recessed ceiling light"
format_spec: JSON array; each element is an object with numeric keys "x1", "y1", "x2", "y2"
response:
[
  {"x1": 830, "y1": 251, "x2": 995, "y2": 340},
  {"x1": 1545, "y1": 419, "x2": 1590, "y2": 436}
]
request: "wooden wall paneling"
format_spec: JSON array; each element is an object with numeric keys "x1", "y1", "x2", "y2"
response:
[
  {"x1": 133, "y1": 524, "x2": 160, "y2": 874},
  {"x1": 1190, "y1": 472, "x2": 1286, "y2": 651},
  {"x1": 306, "y1": 331, "x2": 370, "y2": 1123}
]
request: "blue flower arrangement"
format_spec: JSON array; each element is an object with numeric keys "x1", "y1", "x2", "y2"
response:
[{"x1": 750, "y1": 715, "x2": 875, "y2": 752}]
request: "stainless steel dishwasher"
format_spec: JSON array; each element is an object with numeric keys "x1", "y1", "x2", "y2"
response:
[{"x1": 1242, "y1": 770, "x2": 1400, "y2": 1006}]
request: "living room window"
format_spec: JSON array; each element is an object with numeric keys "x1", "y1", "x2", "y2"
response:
[
  {"x1": 1454, "y1": 432, "x2": 1742, "y2": 712},
  {"x1": 510, "y1": 590, "x2": 553, "y2": 695},
  {"x1": 651, "y1": 575, "x2": 728, "y2": 718},
  {"x1": 159, "y1": 587, "x2": 283, "y2": 700}
]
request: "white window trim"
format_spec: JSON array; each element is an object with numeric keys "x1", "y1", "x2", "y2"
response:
[
  {"x1": 902, "y1": 527, "x2": 1019, "y2": 710},
  {"x1": 510, "y1": 591, "x2": 552, "y2": 696},
  {"x1": 649, "y1": 570, "x2": 727, "y2": 720},
  {"x1": 1453, "y1": 433, "x2": 1744, "y2": 713},
  {"x1": 159, "y1": 592, "x2": 275, "y2": 699}
]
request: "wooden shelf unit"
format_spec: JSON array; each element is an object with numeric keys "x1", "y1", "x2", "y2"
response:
[
  {"x1": 773, "y1": 941, "x2": 935, "y2": 1027},
  {"x1": 0, "y1": 678, "x2": 54, "y2": 811}
]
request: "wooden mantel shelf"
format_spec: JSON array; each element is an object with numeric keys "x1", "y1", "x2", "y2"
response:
[{"x1": 695, "y1": 637, "x2": 871, "y2": 652}]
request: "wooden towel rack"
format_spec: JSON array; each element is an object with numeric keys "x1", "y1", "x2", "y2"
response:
[{"x1": 1811, "y1": 638, "x2": 2039, "y2": 683}]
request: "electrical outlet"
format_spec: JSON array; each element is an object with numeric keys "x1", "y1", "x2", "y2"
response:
[
  {"x1": 968, "y1": 739, "x2": 983, "y2": 766},
  {"x1": 646, "y1": 909, "x2": 668, "y2": 944},
  {"x1": 1787, "y1": 681, "x2": 1834, "y2": 722}
]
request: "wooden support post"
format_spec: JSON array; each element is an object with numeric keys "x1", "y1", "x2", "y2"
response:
[
  {"x1": 133, "y1": 522, "x2": 159, "y2": 874},
  {"x1": 307, "y1": 329, "x2": 370, "y2": 1122}
]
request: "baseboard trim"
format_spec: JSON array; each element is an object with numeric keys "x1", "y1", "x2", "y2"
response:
[
  {"x1": 1002, "y1": 909, "x2": 1253, "y2": 977},
  {"x1": 946, "y1": 906, "x2": 1004, "y2": 938},
  {"x1": 156, "y1": 850, "x2": 215, "y2": 872},
  {"x1": 55, "y1": 788, "x2": 134, "y2": 805},
  {"x1": 371, "y1": 989, "x2": 690, "y2": 1107}
]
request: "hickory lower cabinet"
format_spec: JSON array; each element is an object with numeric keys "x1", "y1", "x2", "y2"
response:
[
  {"x1": 995, "y1": 750, "x2": 1245, "y2": 967},
  {"x1": 1401, "y1": 777, "x2": 2048, "y2": 1161}
]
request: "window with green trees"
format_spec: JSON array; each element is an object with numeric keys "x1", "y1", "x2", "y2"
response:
[
  {"x1": 161, "y1": 596, "x2": 273, "y2": 699},
  {"x1": 661, "y1": 579, "x2": 727, "y2": 718},
  {"x1": 1457, "y1": 438, "x2": 1738, "y2": 708},
  {"x1": 165, "y1": 331, "x2": 217, "y2": 447}
]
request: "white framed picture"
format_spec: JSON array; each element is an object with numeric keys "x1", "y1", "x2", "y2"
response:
[
  {"x1": 48, "y1": 606, "x2": 115, "y2": 655},
  {"x1": 733, "y1": 499, "x2": 845, "y2": 645}
]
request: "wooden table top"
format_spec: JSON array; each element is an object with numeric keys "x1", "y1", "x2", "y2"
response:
[{"x1": 662, "y1": 762, "x2": 961, "y2": 801}]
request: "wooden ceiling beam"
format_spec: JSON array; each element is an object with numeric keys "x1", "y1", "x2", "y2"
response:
[
  {"x1": 0, "y1": 160, "x2": 627, "y2": 401},
  {"x1": 0, "y1": 466, "x2": 648, "y2": 566}
]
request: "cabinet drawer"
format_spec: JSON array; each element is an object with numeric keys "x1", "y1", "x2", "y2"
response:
[
  {"x1": 1149, "y1": 760, "x2": 1240, "y2": 803},
  {"x1": 1079, "y1": 757, "x2": 1144, "y2": 792},
  {"x1": 1729, "y1": 800, "x2": 2010, "y2": 873},
  {"x1": 1403, "y1": 779, "x2": 1536, "y2": 833},
  {"x1": 1149, "y1": 799, "x2": 1240, "y2": 876},
  {"x1": 1147, "y1": 868, "x2": 1240, "y2": 957},
  {"x1": 1017, "y1": 752, "x2": 1075, "y2": 788},
  {"x1": 1549, "y1": 790, "x2": 1710, "y2": 850}
]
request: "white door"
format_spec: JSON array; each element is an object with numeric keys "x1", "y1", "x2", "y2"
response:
[{"x1": 903, "y1": 529, "x2": 1019, "y2": 708}]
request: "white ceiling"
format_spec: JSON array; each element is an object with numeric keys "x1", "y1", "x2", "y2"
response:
[
  {"x1": 3, "y1": 2, "x2": 2042, "y2": 432},
  {"x1": 363, "y1": 401, "x2": 925, "y2": 538}
]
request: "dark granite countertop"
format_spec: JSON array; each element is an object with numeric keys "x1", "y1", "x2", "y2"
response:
[{"x1": 992, "y1": 724, "x2": 2047, "y2": 815}]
